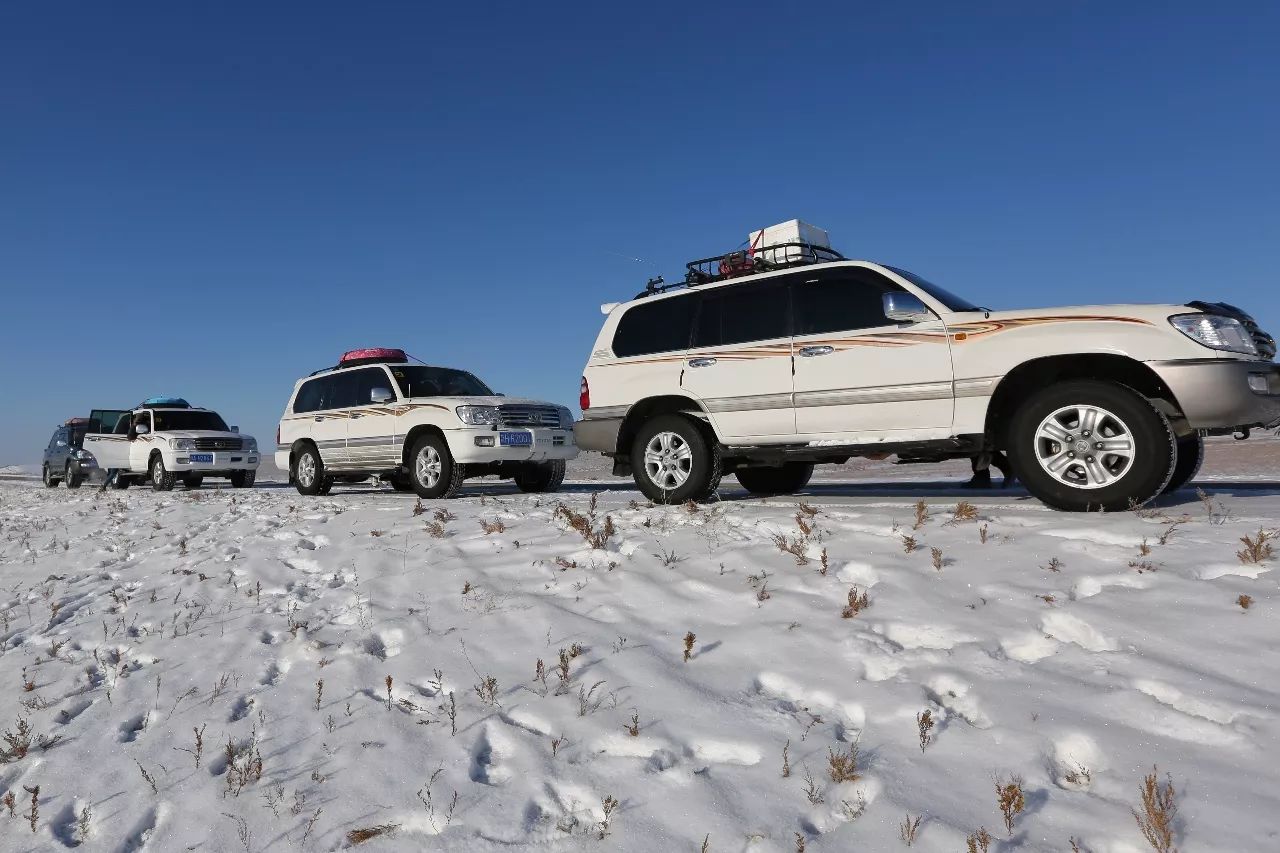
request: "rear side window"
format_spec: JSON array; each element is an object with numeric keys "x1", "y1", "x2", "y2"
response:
[
  {"x1": 293, "y1": 377, "x2": 327, "y2": 414},
  {"x1": 611, "y1": 295, "x2": 697, "y2": 358},
  {"x1": 792, "y1": 269, "x2": 904, "y2": 336},
  {"x1": 694, "y1": 282, "x2": 791, "y2": 348}
]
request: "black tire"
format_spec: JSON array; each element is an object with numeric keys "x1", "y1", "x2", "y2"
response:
[
  {"x1": 230, "y1": 471, "x2": 256, "y2": 489},
  {"x1": 631, "y1": 414, "x2": 723, "y2": 504},
  {"x1": 65, "y1": 463, "x2": 83, "y2": 489},
  {"x1": 43, "y1": 465, "x2": 60, "y2": 488},
  {"x1": 149, "y1": 454, "x2": 177, "y2": 492},
  {"x1": 407, "y1": 434, "x2": 466, "y2": 499},
  {"x1": 514, "y1": 459, "x2": 567, "y2": 494},
  {"x1": 183, "y1": 475, "x2": 204, "y2": 489},
  {"x1": 1006, "y1": 380, "x2": 1176, "y2": 512},
  {"x1": 292, "y1": 444, "x2": 327, "y2": 496},
  {"x1": 388, "y1": 477, "x2": 415, "y2": 492},
  {"x1": 112, "y1": 476, "x2": 131, "y2": 490},
  {"x1": 1163, "y1": 433, "x2": 1205, "y2": 494},
  {"x1": 735, "y1": 463, "x2": 814, "y2": 496}
]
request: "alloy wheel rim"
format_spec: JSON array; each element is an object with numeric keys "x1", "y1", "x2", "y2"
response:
[
  {"x1": 417, "y1": 446, "x2": 442, "y2": 488},
  {"x1": 643, "y1": 431, "x2": 693, "y2": 490},
  {"x1": 153, "y1": 461, "x2": 164, "y2": 483},
  {"x1": 1034, "y1": 404, "x2": 1135, "y2": 490},
  {"x1": 297, "y1": 453, "x2": 316, "y2": 487}
]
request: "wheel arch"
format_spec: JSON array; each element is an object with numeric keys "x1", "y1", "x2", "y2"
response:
[
  {"x1": 401, "y1": 424, "x2": 449, "y2": 468},
  {"x1": 985, "y1": 353, "x2": 1188, "y2": 448},
  {"x1": 615, "y1": 395, "x2": 714, "y2": 458}
]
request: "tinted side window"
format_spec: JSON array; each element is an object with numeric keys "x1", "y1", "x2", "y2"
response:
[
  {"x1": 793, "y1": 270, "x2": 904, "y2": 336},
  {"x1": 293, "y1": 378, "x2": 326, "y2": 414},
  {"x1": 694, "y1": 283, "x2": 790, "y2": 348},
  {"x1": 612, "y1": 295, "x2": 696, "y2": 358},
  {"x1": 349, "y1": 368, "x2": 395, "y2": 406}
]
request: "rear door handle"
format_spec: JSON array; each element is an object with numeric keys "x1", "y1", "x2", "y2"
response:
[
  {"x1": 313, "y1": 416, "x2": 324, "y2": 422},
  {"x1": 688, "y1": 357, "x2": 718, "y2": 368},
  {"x1": 350, "y1": 413, "x2": 362, "y2": 419},
  {"x1": 799, "y1": 345, "x2": 834, "y2": 357}
]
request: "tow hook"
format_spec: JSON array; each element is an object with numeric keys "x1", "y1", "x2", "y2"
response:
[{"x1": 1233, "y1": 427, "x2": 1251, "y2": 441}]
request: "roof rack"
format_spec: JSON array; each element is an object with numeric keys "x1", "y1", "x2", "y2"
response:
[
  {"x1": 139, "y1": 396, "x2": 191, "y2": 408},
  {"x1": 310, "y1": 348, "x2": 410, "y2": 376},
  {"x1": 635, "y1": 242, "x2": 846, "y2": 298}
]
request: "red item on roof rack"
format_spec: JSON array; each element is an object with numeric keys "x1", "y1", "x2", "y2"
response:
[
  {"x1": 64, "y1": 417, "x2": 91, "y2": 426},
  {"x1": 339, "y1": 348, "x2": 408, "y2": 366}
]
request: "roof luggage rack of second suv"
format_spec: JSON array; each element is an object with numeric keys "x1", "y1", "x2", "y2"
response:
[{"x1": 638, "y1": 242, "x2": 846, "y2": 298}]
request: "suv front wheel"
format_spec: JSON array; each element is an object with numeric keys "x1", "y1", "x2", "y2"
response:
[
  {"x1": 1007, "y1": 380, "x2": 1176, "y2": 512},
  {"x1": 408, "y1": 434, "x2": 466, "y2": 499},
  {"x1": 150, "y1": 455, "x2": 177, "y2": 492},
  {"x1": 631, "y1": 414, "x2": 722, "y2": 504}
]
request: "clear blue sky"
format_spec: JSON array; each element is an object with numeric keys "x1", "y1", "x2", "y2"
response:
[{"x1": 2, "y1": 2, "x2": 1277, "y2": 463}]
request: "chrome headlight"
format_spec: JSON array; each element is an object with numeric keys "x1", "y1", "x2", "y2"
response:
[
  {"x1": 244, "y1": 437, "x2": 258, "y2": 452},
  {"x1": 1169, "y1": 314, "x2": 1259, "y2": 356},
  {"x1": 455, "y1": 405, "x2": 500, "y2": 426},
  {"x1": 171, "y1": 438, "x2": 196, "y2": 451},
  {"x1": 74, "y1": 450, "x2": 96, "y2": 463},
  {"x1": 557, "y1": 406, "x2": 574, "y2": 429}
]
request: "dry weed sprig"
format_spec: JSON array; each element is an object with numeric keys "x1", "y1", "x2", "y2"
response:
[
  {"x1": 23, "y1": 785, "x2": 38, "y2": 833},
  {"x1": 900, "y1": 812, "x2": 922, "y2": 846},
  {"x1": 901, "y1": 534, "x2": 918, "y2": 554},
  {"x1": 479, "y1": 518, "x2": 506, "y2": 535},
  {"x1": 995, "y1": 775, "x2": 1025, "y2": 836},
  {"x1": 475, "y1": 675, "x2": 499, "y2": 706},
  {"x1": 2, "y1": 790, "x2": 14, "y2": 816},
  {"x1": 801, "y1": 768, "x2": 823, "y2": 805},
  {"x1": 912, "y1": 500, "x2": 930, "y2": 529},
  {"x1": 950, "y1": 500, "x2": 979, "y2": 523},
  {"x1": 1237, "y1": 594, "x2": 1253, "y2": 611},
  {"x1": 1237, "y1": 528, "x2": 1275, "y2": 564},
  {"x1": 554, "y1": 503, "x2": 616, "y2": 550},
  {"x1": 819, "y1": 548, "x2": 829, "y2": 576},
  {"x1": 385, "y1": 675, "x2": 393, "y2": 711},
  {"x1": 841, "y1": 586, "x2": 870, "y2": 619},
  {"x1": 979, "y1": 523, "x2": 989, "y2": 544},
  {"x1": 1131, "y1": 765, "x2": 1177, "y2": 853},
  {"x1": 683, "y1": 631, "x2": 696, "y2": 662},
  {"x1": 771, "y1": 533, "x2": 810, "y2": 566},
  {"x1": 346, "y1": 823, "x2": 400, "y2": 845},
  {"x1": 135, "y1": 759, "x2": 158, "y2": 794},
  {"x1": 598, "y1": 794, "x2": 619, "y2": 839},
  {"x1": 827, "y1": 742, "x2": 860, "y2": 783},
  {"x1": 1138, "y1": 538, "x2": 1151, "y2": 556},
  {"x1": 916, "y1": 709, "x2": 935, "y2": 753},
  {"x1": 781, "y1": 739, "x2": 791, "y2": 778},
  {"x1": 625, "y1": 711, "x2": 640, "y2": 737},
  {"x1": 931, "y1": 547, "x2": 944, "y2": 571},
  {"x1": 966, "y1": 827, "x2": 992, "y2": 853},
  {"x1": 315, "y1": 679, "x2": 324, "y2": 712},
  {"x1": 794, "y1": 831, "x2": 806, "y2": 852}
]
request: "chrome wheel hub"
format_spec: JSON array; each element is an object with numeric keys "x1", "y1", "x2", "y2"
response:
[
  {"x1": 1034, "y1": 404, "x2": 1135, "y2": 490},
  {"x1": 416, "y1": 446, "x2": 442, "y2": 488},
  {"x1": 297, "y1": 453, "x2": 316, "y2": 487},
  {"x1": 643, "y1": 431, "x2": 693, "y2": 491}
]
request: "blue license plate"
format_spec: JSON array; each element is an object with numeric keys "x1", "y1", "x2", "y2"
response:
[
  {"x1": 499, "y1": 431, "x2": 532, "y2": 447},
  {"x1": 190, "y1": 453, "x2": 214, "y2": 463}
]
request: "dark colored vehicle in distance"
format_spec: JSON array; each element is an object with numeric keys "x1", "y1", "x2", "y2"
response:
[{"x1": 42, "y1": 418, "x2": 95, "y2": 488}]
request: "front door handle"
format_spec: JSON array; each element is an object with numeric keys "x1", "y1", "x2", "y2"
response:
[
  {"x1": 688, "y1": 357, "x2": 718, "y2": 368},
  {"x1": 314, "y1": 416, "x2": 324, "y2": 422},
  {"x1": 799, "y1": 345, "x2": 834, "y2": 357},
  {"x1": 350, "y1": 413, "x2": 362, "y2": 419}
]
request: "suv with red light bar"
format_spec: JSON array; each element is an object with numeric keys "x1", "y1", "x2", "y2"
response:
[{"x1": 276, "y1": 348, "x2": 578, "y2": 498}]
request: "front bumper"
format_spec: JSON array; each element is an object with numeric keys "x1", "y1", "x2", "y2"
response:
[
  {"x1": 450, "y1": 427, "x2": 579, "y2": 464},
  {"x1": 1148, "y1": 359, "x2": 1280, "y2": 430},
  {"x1": 170, "y1": 451, "x2": 260, "y2": 471}
]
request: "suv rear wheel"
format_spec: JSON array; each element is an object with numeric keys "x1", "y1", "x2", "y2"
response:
[
  {"x1": 150, "y1": 455, "x2": 177, "y2": 492},
  {"x1": 1163, "y1": 433, "x2": 1204, "y2": 494},
  {"x1": 1007, "y1": 380, "x2": 1176, "y2": 512},
  {"x1": 736, "y1": 463, "x2": 814, "y2": 496},
  {"x1": 514, "y1": 460, "x2": 566, "y2": 493},
  {"x1": 43, "y1": 465, "x2": 59, "y2": 487},
  {"x1": 631, "y1": 414, "x2": 722, "y2": 504},
  {"x1": 408, "y1": 434, "x2": 466, "y2": 499},
  {"x1": 293, "y1": 444, "x2": 327, "y2": 496},
  {"x1": 183, "y1": 475, "x2": 204, "y2": 489},
  {"x1": 65, "y1": 463, "x2": 83, "y2": 489},
  {"x1": 230, "y1": 471, "x2": 255, "y2": 489}
]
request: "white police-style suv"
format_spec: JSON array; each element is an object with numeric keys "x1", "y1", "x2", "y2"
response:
[
  {"x1": 82, "y1": 398, "x2": 260, "y2": 491},
  {"x1": 276, "y1": 348, "x2": 578, "y2": 498}
]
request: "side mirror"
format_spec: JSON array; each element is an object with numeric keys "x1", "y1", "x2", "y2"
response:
[
  {"x1": 134, "y1": 424, "x2": 150, "y2": 436},
  {"x1": 883, "y1": 291, "x2": 932, "y2": 324},
  {"x1": 231, "y1": 425, "x2": 240, "y2": 433},
  {"x1": 370, "y1": 388, "x2": 393, "y2": 404}
]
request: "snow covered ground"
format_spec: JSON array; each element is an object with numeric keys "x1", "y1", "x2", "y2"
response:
[{"x1": 0, "y1": 441, "x2": 1277, "y2": 851}]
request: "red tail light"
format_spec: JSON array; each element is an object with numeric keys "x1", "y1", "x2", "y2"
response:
[{"x1": 579, "y1": 376, "x2": 590, "y2": 411}]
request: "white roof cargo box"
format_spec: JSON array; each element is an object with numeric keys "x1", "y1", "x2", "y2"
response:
[{"x1": 749, "y1": 219, "x2": 831, "y2": 266}]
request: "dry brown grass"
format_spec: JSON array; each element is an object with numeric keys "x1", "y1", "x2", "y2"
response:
[
  {"x1": 771, "y1": 533, "x2": 810, "y2": 566},
  {"x1": 1237, "y1": 594, "x2": 1253, "y2": 611},
  {"x1": 841, "y1": 586, "x2": 870, "y2": 619},
  {"x1": 683, "y1": 631, "x2": 696, "y2": 662},
  {"x1": 625, "y1": 711, "x2": 640, "y2": 737},
  {"x1": 1131, "y1": 766, "x2": 1177, "y2": 853},
  {"x1": 931, "y1": 547, "x2": 944, "y2": 571},
  {"x1": 900, "y1": 812, "x2": 922, "y2": 846},
  {"x1": 951, "y1": 500, "x2": 979, "y2": 523},
  {"x1": 555, "y1": 501, "x2": 616, "y2": 550},
  {"x1": 781, "y1": 739, "x2": 791, "y2": 778},
  {"x1": 912, "y1": 500, "x2": 930, "y2": 529},
  {"x1": 916, "y1": 709, "x2": 935, "y2": 753},
  {"x1": 901, "y1": 534, "x2": 918, "y2": 554},
  {"x1": 346, "y1": 824, "x2": 400, "y2": 845},
  {"x1": 827, "y1": 743, "x2": 860, "y2": 783},
  {"x1": 1138, "y1": 538, "x2": 1151, "y2": 557},
  {"x1": 1237, "y1": 529, "x2": 1275, "y2": 564},
  {"x1": 995, "y1": 775, "x2": 1026, "y2": 836},
  {"x1": 1043, "y1": 556, "x2": 1063, "y2": 573},
  {"x1": 979, "y1": 523, "x2": 989, "y2": 544},
  {"x1": 966, "y1": 827, "x2": 992, "y2": 852},
  {"x1": 479, "y1": 518, "x2": 506, "y2": 535}
]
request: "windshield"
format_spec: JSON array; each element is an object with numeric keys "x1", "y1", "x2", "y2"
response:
[
  {"x1": 389, "y1": 366, "x2": 494, "y2": 398},
  {"x1": 886, "y1": 266, "x2": 983, "y2": 313},
  {"x1": 151, "y1": 410, "x2": 230, "y2": 432}
]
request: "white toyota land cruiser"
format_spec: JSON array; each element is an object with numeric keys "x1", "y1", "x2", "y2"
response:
[
  {"x1": 575, "y1": 221, "x2": 1280, "y2": 512},
  {"x1": 276, "y1": 348, "x2": 578, "y2": 498},
  {"x1": 82, "y1": 398, "x2": 261, "y2": 491}
]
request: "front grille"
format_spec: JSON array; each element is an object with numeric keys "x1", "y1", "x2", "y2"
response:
[
  {"x1": 498, "y1": 404, "x2": 562, "y2": 429},
  {"x1": 194, "y1": 438, "x2": 243, "y2": 451}
]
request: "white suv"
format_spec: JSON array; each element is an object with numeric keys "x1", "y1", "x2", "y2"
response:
[
  {"x1": 575, "y1": 228, "x2": 1279, "y2": 511},
  {"x1": 276, "y1": 348, "x2": 578, "y2": 498}
]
